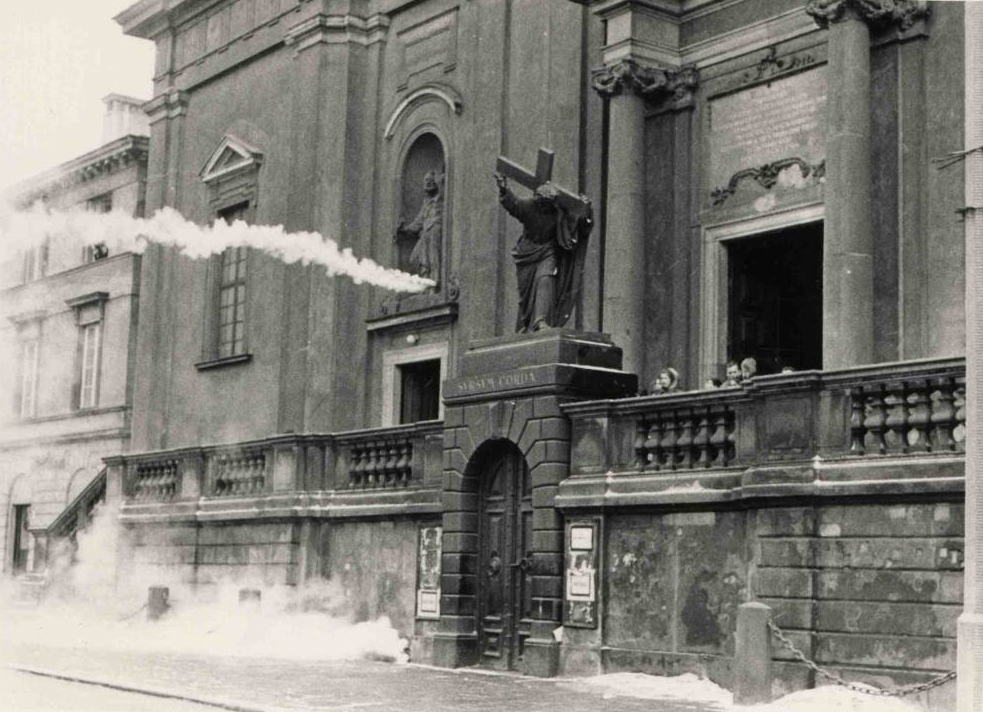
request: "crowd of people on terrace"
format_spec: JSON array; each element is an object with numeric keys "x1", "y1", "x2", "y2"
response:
[{"x1": 644, "y1": 357, "x2": 796, "y2": 396}]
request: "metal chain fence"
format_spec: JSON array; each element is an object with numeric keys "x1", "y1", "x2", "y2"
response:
[{"x1": 767, "y1": 620, "x2": 956, "y2": 697}]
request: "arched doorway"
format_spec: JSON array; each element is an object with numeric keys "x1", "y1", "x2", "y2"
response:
[{"x1": 476, "y1": 440, "x2": 532, "y2": 670}]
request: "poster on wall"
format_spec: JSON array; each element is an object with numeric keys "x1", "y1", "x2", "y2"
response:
[
  {"x1": 564, "y1": 519, "x2": 600, "y2": 629},
  {"x1": 416, "y1": 524, "x2": 442, "y2": 619}
]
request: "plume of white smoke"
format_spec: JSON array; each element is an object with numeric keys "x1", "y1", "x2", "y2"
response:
[
  {"x1": 0, "y1": 504, "x2": 408, "y2": 663},
  {"x1": 0, "y1": 202, "x2": 434, "y2": 293}
]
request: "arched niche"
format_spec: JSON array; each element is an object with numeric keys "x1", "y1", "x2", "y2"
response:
[{"x1": 395, "y1": 132, "x2": 447, "y2": 283}]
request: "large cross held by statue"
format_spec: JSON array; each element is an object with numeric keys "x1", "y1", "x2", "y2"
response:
[{"x1": 496, "y1": 147, "x2": 590, "y2": 216}]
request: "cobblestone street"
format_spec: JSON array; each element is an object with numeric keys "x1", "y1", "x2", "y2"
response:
[{"x1": 1, "y1": 643, "x2": 721, "y2": 712}]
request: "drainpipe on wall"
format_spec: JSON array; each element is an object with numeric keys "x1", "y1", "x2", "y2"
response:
[{"x1": 958, "y1": 3, "x2": 983, "y2": 711}]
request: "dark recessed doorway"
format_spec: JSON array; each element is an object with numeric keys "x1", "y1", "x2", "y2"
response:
[{"x1": 727, "y1": 222, "x2": 823, "y2": 374}]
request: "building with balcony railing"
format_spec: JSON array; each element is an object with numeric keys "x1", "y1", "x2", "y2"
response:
[
  {"x1": 0, "y1": 95, "x2": 148, "y2": 585},
  {"x1": 107, "y1": 0, "x2": 967, "y2": 707}
]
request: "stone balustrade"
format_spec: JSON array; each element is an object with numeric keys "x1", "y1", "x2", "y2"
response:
[
  {"x1": 634, "y1": 397, "x2": 739, "y2": 470},
  {"x1": 132, "y1": 459, "x2": 179, "y2": 501},
  {"x1": 115, "y1": 420, "x2": 444, "y2": 507},
  {"x1": 559, "y1": 357, "x2": 966, "y2": 508},
  {"x1": 210, "y1": 448, "x2": 267, "y2": 497}
]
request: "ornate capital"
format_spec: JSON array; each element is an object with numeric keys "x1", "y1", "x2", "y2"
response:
[
  {"x1": 806, "y1": 0, "x2": 929, "y2": 31},
  {"x1": 591, "y1": 60, "x2": 698, "y2": 107}
]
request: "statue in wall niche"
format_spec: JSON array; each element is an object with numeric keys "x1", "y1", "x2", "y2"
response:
[
  {"x1": 494, "y1": 147, "x2": 593, "y2": 332},
  {"x1": 394, "y1": 170, "x2": 443, "y2": 287}
]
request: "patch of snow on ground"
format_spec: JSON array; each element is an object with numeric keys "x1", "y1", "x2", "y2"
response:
[
  {"x1": 575, "y1": 672, "x2": 732, "y2": 708},
  {"x1": 747, "y1": 685, "x2": 922, "y2": 712},
  {"x1": 576, "y1": 675, "x2": 924, "y2": 712}
]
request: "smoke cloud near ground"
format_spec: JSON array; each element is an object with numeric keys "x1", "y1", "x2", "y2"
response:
[
  {"x1": 0, "y1": 202, "x2": 434, "y2": 293},
  {"x1": 0, "y1": 505, "x2": 408, "y2": 664}
]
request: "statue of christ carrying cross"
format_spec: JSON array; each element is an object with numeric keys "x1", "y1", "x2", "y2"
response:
[{"x1": 494, "y1": 147, "x2": 594, "y2": 333}]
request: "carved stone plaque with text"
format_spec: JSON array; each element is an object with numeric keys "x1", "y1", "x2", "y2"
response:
[{"x1": 709, "y1": 67, "x2": 827, "y2": 191}]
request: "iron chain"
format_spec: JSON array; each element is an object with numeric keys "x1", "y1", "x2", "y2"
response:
[{"x1": 767, "y1": 620, "x2": 956, "y2": 697}]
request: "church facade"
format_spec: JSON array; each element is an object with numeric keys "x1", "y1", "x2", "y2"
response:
[{"x1": 105, "y1": 0, "x2": 965, "y2": 705}]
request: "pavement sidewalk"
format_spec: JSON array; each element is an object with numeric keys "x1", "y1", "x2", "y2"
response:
[{"x1": 1, "y1": 642, "x2": 723, "y2": 712}]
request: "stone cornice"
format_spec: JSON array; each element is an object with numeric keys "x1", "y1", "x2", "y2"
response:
[
  {"x1": 7, "y1": 135, "x2": 150, "y2": 207},
  {"x1": 591, "y1": 59, "x2": 698, "y2": 107},
  {"x1": 806, "y1": 0, "x2": 929, "y2": 31},
  {"x1": 284, "y1": 13, "x2": 390, "y2": 54},
  {"x1": 144, "y1": 88, "x2": 190, "y2": 124}
]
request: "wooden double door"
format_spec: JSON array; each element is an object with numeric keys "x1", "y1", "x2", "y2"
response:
[{"x1": 477, "y1": 445, "x2": 533, "y2": 670}]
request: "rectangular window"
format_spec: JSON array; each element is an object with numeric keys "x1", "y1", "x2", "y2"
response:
[
  {"x1": 12, "y1": 505, "x2": 30, "y2": 575},
  {"x1": 398, "y1": 359, "x2": 441, "y2": 424},
  {"x1": 21, "y1": 243, "x2": 46, "y2": 283},
  {"x1": 87, "y1": 193, "x2": 112, "y2": 213},
  {"x1": 79, "y1": 322, "x2": 102, "y2": 408},
  {"x1": 214, "y1": 203, "x2": 249, "y2": 359},
  {"x1": 19, "y1": 339, "x2": 39, "y2": 418}
]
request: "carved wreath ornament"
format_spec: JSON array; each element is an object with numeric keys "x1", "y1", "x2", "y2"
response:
[{"x1": 805, "y1": 0, "x2": 929, "y2": 30}]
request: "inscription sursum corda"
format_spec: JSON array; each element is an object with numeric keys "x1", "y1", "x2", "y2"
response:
[
  {"x1": 454, "y1": 370, "x2": 538, "y2": 395},
  {"x1": 709, "y1": 67, "x2": 827, "y2": 190}
]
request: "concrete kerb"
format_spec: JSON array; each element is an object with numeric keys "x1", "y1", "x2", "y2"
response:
[{"x1": 3, "y1": 664, "x2": 279, "y2": 712}]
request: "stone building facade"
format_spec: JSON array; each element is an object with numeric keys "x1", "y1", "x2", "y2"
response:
[
  {"x1": 0, "y1": 95, "x2": 148, "y2": 580},
  {"x1": 108, "y1": 0, "x2": 966, "y2": 707}
]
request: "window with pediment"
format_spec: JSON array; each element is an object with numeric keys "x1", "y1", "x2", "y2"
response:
[{"x1": 196, "y1": 135, "x2": 261, "y2": 370}]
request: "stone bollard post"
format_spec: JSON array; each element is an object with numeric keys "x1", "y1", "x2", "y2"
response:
[
  {"x1": 238, "y1": 588, "x2": 261, "y2": 609},
  {"x1": 734, "y1": 602, "x2": 772, "y2": 705},
  {"x1": 147, "y1": 586, "x2": 170, "y2": 621}
]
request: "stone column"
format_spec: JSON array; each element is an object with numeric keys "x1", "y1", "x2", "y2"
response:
[
  {"x1": 592, "y1": 61, "x2": 697, "y2": 379},
  {"x1": 807, "y1": 0, "x2": 929, "y2": 368}
]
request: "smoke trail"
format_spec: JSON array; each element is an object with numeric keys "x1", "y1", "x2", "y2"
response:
[{"x1": 0, "y1": 202, "x2": 434, "y2": 293}]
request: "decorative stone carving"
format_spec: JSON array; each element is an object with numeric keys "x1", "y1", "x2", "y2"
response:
[
  {"x1": 710, "y1": 158, "x2": 826, "y2": 206},
  {"x1": 591, "y1": 59, "x2": 698, "y2": 107},
  {"x1": 806, "y1": 0, "x2": 929, "y2": 30}
]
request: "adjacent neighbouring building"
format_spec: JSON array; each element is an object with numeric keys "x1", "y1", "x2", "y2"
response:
[
  {"x1": 108, "y1": 0, "x2": 966, "y2": 708},
  {"x1": 0, "y1": 95, "x2": 148, "y2": 584}
]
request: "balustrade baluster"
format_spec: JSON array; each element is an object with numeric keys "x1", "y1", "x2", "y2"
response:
[
  {"x1": 397, "y1": 442, "x2": 412, "y2": 485},
  {"x1": 849, "y1": 387, "x2": 866, "y2": 455},
  {"x1": 724, "y1": 410, "x2": 736, "y2": 465},
  {"x1": 349, "y1": 447, "x2": 363, "y2": 488},
  {"x1": 694, "y1": 408, "x2": 711, "y2": 468},
  {"x1": 634, "y1": 421, "x2": 648, "y2": 469},
  {"x1": 863, "y1": 386, "x2": 888, "y2": 455},
  {"x1": 386, "y1": 443, "x2": 400, "y2": 487},
  {"x1": 677, "y1": 409, "x2": 694, "y2": 469},
  {"x1": 709, "y1": 408, "x2": 728, "y2": 467},
  {"x1": 644, "y1": 417, "x2": 662, "y2": 470},
  {"x1": 906, "y1": 380, "x2": 932, "y2": 453},
  {"x1": 954, "y1": 384, "x2": 966, "y2": 449},
  {"x1": 660, "y1": 416, "x2": 678, "y2": 470},
  {"x1": 366, "y1": 444, "x2": 379, "y2": 487},
  {"x1": 931, "y1": 379, "x2": 956, "y2": 452},
  {"x1": 883, "y1": 382, "x2": 908, "y2": 453}
]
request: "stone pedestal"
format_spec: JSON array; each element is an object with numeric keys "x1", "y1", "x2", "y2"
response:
[{"x1": 436, "y1": 330, "x2": 635, "y2": 676}]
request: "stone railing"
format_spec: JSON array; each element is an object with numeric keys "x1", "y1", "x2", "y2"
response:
[
  {"x1": 132, "y1": 459, "x2": 180, "y2": 501},
  {"x1": 560, "y1": 357, "x2": 966, "y2": 507},
  {"x1": 209, "y1": 447, "x2": 268, "y2": 497},
  {"x1": 845, "y1": 372, "x2": 965, "y2": 457},
  {"x1": 333, "y1": 420, "x2": 443, "y2": 490},
  {"x1": 115, "y1": 420, "x2": 444, "y2": 505},
  {"x1": 633, "y1": 395, "x2": 739, "y2": 470}
]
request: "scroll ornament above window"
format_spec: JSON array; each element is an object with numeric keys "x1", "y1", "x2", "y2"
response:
[{"x1": 710, "y1": 158, "x2": 826, "y2": 206}]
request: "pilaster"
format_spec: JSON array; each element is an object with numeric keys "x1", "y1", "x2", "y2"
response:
[
  {"x1": 806, "y1": 0, "x2": 929, "y2": 369},
  {"x1": 591, "y1": 55, "x2": 696, "y2": 381}
]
